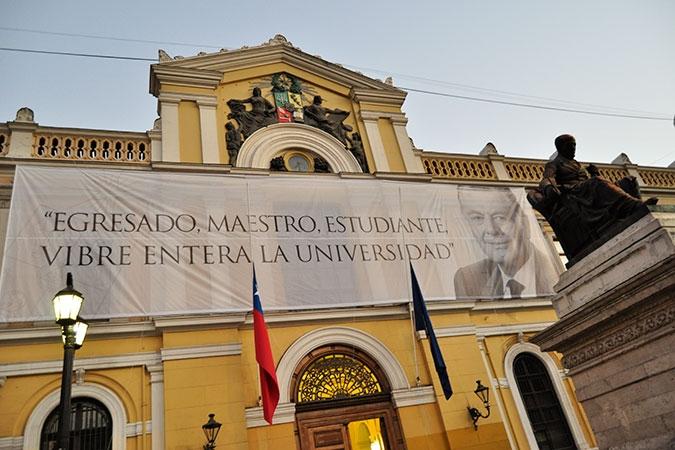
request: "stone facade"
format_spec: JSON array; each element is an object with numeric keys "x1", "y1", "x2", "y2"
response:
[{"x1": 533, "y1": 207, "x2": 675, "y2": 449}]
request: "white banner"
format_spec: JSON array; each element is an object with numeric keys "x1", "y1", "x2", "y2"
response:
[{"x1": 0, "y1": 166, "x2": 560, "y2": 322}]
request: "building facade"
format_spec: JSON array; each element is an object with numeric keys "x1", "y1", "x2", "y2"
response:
[{"x1": 1, "y1": 35, "x2": 674, "y2": 450}]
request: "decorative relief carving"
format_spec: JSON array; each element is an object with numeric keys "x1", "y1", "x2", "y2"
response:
[
  {"x1": 226, "y1": 72, "x2": 360, "y2": 170},
  {"x1": 0, "y1": 131, "x2": 8, "y2": 156},
  {"x1": 562, "y1": 305, "x2": 675, "y2": 369}
]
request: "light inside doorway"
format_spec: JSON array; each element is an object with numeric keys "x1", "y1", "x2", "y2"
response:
[{"x1": 347, "y1": 418, "x2": 386, "y2": 450}]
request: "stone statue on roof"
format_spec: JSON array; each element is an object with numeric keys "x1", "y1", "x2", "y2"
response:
[
  {"x1": 303, "y1": 96, "x2": 352, "y2": 147},
  {"x1": 226, "y1": 87, "x2": 277, "y2": 139}
]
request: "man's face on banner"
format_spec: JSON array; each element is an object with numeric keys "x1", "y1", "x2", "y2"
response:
[{"x1": 459, "y1": 189, "x2": 527, "y2": 267}]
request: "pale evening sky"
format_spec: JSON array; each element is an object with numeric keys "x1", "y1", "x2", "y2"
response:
[{"x1": 1, "y1": 0, "x2": 674, "y2": 166}]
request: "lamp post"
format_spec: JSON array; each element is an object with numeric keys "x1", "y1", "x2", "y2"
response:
[
  {"x1": 467, "y1": 379, "x2": 491, "y2": 430},
  {"x1": 53, "y1": 273, "x2": 87, "y2": 450},
  {"x1": 202, "y1": 413, "x2": 222, "y2": 449}
]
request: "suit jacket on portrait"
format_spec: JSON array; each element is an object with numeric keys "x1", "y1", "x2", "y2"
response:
[{"x1": 453, "y1": 248, "x2": 553, "y2": 299}]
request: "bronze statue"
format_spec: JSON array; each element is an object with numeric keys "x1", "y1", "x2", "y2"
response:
[
  {"x1": 269, "y1": 156, "x2": 286, "y2": 172},
  {"x1": 303, "y1": 96, "x2": 353, "y2": 147},
  {"x1": 349, "y1": 132, "x2": 368, "y2": 172},
  {"x1": 527, "y1": 134, "x2": 657, "y2": 264},
  {"x1": 313, "y1": 156, "x2": 332, "y2": 173},
  {"x1": 225, "y1": 122, "x2": 242, "y2": 166},
  {"x1": 226, "y1": 87, "x2": 277, "y2": 138}
]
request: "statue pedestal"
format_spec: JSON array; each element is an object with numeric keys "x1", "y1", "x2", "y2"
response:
[{"x1": 532, "y1": 207, "x2": 675, "y2": 450}]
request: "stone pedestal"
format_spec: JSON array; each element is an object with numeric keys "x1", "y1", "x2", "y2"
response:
[{"x1": 532, "y1": 207, "x2": 675, "y2": 450}]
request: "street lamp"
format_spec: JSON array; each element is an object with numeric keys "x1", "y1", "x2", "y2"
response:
[
  {"x1": 202, "y1": 413, "x2": 222, "y2": 449},
  {"x1": 467, "y1": 379, "x2": 491, "y2": 430},
  {"x1": 53, "y1": 272, "x2": 87, "y2": 450}
]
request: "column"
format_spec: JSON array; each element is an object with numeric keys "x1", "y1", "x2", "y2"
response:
[
  {"x1": 148, "y1": 119, "x2": 162, "y2": 162},
  {"x1": 147, "y1": 364, "x2": 165, "y2": 450},
  {"x1": 390, "y1": 114, "x2": 425, "y2": 173},
  {"x1": 359, "y1": 111, "x2": 390, "y2": 172},
  {"x1": 158, "y1": 95, "x2": 180, "y2": 162},
  {"x1": 197, "y1": 98, "x2": 220, "y2": 164}
]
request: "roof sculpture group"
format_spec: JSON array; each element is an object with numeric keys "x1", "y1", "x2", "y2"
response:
[{"x1": 225, "y1": 72, "x2": 368, "y2": 173}]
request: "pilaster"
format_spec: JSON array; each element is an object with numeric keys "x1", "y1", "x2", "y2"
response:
[
  {"x1": 196, "y1": 98, "x2": 220, "y2": 164},
  {"x1": 158, "y1": 96, "x2": 180, "y2": 162},
  {"x1": 389, "y1": 114, "x2": 425, "y2": 174},
  {"x1": 487, "y1": 155, "x2": 511, "y2": 181},
  {"x1": 6, "y1": 121, "x2": 38, "y2": 158},
  {"x1": 147, "y1": 364, "x2": 165, "y2": 450},
  {"x1": 359, "y1": 111, "x2": 390, "y2": 172},
  {"x1": 148, "y1": 119, "x2": 163, "y2": 162}
]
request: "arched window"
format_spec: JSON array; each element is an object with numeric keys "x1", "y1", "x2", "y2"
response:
[
  {"x1": 513, "y1": 353, "x2": 577, "y2": 450},
  {"x1": 40, "y1": 397, "x2": 113, "y2": 450}
]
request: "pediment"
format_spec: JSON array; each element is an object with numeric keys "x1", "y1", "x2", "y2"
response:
[{"x1": 150, "y1": 34, "x2": 404, "y2": 98}]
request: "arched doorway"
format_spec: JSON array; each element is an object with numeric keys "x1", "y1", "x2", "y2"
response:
[
  {"x1": 40, "y1": 397, "x2": 113, "y2": 450},
  {"x1": 292, "y1": 345, "x2": 406, "y2": 450}
]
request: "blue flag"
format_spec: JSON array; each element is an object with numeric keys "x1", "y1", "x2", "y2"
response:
[{"x1": 411, "y1": 264, "x2": 453, "y2": 400}]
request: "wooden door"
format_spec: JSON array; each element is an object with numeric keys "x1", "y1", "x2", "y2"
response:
[
  {"x1": 296, "y1": 400, "x2": 406, "y2": 450},
  {"x1": 303, "y1": 423, "x2": 350, "y2": 450}
]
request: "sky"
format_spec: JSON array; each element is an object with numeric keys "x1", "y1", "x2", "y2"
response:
[{"x1": 1, "y1": 1, "x2": 674, "y2": 166}]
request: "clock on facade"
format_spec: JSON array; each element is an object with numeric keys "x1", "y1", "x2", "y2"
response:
[{"x1": 288, "y1": 154, "x2": 310, "y2": 172}]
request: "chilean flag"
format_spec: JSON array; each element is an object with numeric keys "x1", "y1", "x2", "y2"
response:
[{"x1": 253, "y1": 268, "x2": 279, "y2": 424}]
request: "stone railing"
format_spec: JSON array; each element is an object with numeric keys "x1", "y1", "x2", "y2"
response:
[
  {"x1": 418, "y1": 151, "x2": 674, "y2": 192},
  {"x1": 33, "y1": 129, "x2": 150, "y2": 163},
  {"x1": 503, "y1": 160, "x2": 545, "y2": 182},
  {"x1": 421, "y1": 155, "x2": 497, "y2": 180},
  {"x1": 638, "y1": 168, "x2": 675, "y2": 188},
  {"x1": 595, "y1": 165, "x2": 630, "y2": 183}
]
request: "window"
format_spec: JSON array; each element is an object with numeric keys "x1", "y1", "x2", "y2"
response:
[
  {"x1": 514, "y1": 353, "x2": 577, "y2": 450},
  {"x1": 40, "y1": 397, "x2": 113, "y2": 450}
]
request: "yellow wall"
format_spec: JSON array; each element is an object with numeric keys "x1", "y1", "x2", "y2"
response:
[
  {"x1": 378, "y1": 118, "x2": 405, "y2": 172},
  {"x1": 0, "y1": 305, "x2": 598, "y2": 449},
  {"x1": 178, "y1": 100, "x2": 203, "y2": 163}
]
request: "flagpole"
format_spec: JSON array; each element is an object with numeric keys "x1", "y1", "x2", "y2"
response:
[
  {"x1": 246, "y1": 181, "x2": 263, "y2": 405},
  {"x1": 399, "y1": 187, "x2": 421, "y2": 386}
]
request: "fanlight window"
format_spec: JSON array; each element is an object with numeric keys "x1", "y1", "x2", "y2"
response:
[
  {"x1": 40, "y1": 397, "x2": 113, "y2": 450},
  {"x1": 296, "y1": 353, "x2": 383, "y2": 403}
]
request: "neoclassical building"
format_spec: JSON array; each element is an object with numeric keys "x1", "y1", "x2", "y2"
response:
[{"x1": 1, "y1": 35, "x2": 674, "y2": 450}]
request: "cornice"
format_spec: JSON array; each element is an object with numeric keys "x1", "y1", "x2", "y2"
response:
[
  {"x1": 0, "y1": 320, "x2": 156, "y2": 343},
  {"x1": 160, "y1": 343, "x2": 241, "y2": 361},
  {"x1": 391, "y1": 386, "x2": 437, "y2": 407},
  {"x1": 0, "y1": 351, "x2": 161, "y2": 377},
  {"x1": 245, "y1": 402, "x2": 296, "y2": 428},
  {"x1": 417, "y1": 321, "x2": 556, "y2": 339},
  {"x1": 561, "y1": 303, "x2": 674, "y2": 372},
  {"x1": 7, "y1": 121, "x2": 38, "y2": 132},
  {"x1": 152, "y1": 45, "x2": 401, "y2": 94},
  {"x1": 150, "y1": 65, "x2": 222, "y2": 96},
  {"x1": 351, "y1": 88, "x2": 407, "y2": 107},
  {"x1": 358, "y1": 110, "x2": 408, "y2": 122},
  {"x1": 158, "y1": 92, "x2": 218, "y2": 106},
  {"x1": 475, "y1": 321, "x2": 555, "y2": 337}
]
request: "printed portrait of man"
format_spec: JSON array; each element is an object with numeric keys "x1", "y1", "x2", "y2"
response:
[{"x1": 453, "y1": 186, "x2": 555, "y2": 299}]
